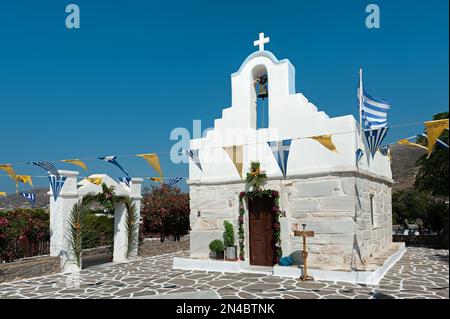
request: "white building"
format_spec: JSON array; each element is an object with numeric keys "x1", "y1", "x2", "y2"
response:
[{"x1": 175, "y1": 34, "x2": 405, "y2": 284}]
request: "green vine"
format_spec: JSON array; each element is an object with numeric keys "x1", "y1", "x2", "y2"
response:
[
  {"x1": 66, "y1": 183, "x2": 138, "y2": 267},
  {"x1": 238, "y1": 162, "x2": 282, "y2": 264}
]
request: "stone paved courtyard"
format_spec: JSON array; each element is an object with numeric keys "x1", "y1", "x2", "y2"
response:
[{"x1": 0, "y1": 247, "x2": 447, "y2": 299}]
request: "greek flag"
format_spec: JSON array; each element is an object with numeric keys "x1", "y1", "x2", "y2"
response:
[
  {"x1": 364, "y1": 127, "x2": 389, "y2": 159},
  {"x1": 356, "y1": 148, "x2": 364, "y2": 165},
  {"x1": 361, "y1": 92, "x2": 390, "y2": 129},
  {"x1": 166, "y1": 177, "x2": 182, "y2": 187},
  {"x1": 30, "y1": 161, "x2": 60, "y2": 178},
  {"x1": 186, "y1": 149, "x2": 202, "y2": 172},
  {"x1": 49, "y1": 175, "x2": 67, "y2": 201},
  {"x1": 267, "y1": 139, "x2": 292, "y2": 178},
  {"x1": 21, "y1": 192, "x2": 36, "y2": 207},
  {"x1": 116, "y1": 177, "x2": 132, "y2": 189},
  {"x1": 98, "y1": 156, "x2": 130, "y2": 177}
]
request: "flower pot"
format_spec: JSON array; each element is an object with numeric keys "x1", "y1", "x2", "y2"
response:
[
  {"x1": 210, "y1": 251, "x2": 224, "y2": 260},
  {"x1": 225, "y1": 246, "x2": 237, "y2": 260}
]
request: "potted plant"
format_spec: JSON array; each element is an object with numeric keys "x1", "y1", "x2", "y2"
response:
[
  {"x1": 209, "y1": 239, "x2": 224, "y2": 260},
  {"x1": 223, "y1": 220, "x2": 237, "y2": 260}
]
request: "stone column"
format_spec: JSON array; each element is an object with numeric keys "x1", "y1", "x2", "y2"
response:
[
  {"x1": 49, "y1": 170, "x2": 80, "y2": 273},
  {"x1": 112, "y1": 178, "x2": 142, "y2": 262}
]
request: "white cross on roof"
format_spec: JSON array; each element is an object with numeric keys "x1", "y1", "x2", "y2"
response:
[{"x1": 254, "y1": 32, "x2": 270, "y2": 51}]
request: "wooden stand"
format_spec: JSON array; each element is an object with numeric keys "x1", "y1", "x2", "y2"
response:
[{"x1": 293, "y1": 224, "x2": 315, "y2": 281}]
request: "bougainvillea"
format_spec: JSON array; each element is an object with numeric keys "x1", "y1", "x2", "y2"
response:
[
  {"x1": 140, "y1": 184, "x2": 190, "y2": 242},
  {"x1": 0, "y1": 209, "x2": 50, "y2": 262}
]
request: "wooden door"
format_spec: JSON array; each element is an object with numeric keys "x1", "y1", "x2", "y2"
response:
[{"x1": 248, "y1": 196, "x2": 275, "y2": 266}]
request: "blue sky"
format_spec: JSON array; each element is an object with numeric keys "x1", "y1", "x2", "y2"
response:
[{"x1": 0, "y1": 0, "x2": 448, "y2": 194}]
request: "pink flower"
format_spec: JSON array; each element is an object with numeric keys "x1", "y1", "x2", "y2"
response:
[
  {"x1": 238, "y1": 216, "x2": 244, "y2": 223},
  {"x1": 273, "y1": 223, "x2": 280, "y2": 230},
  {"x1": 239, "y1": 255, "x2": 245, "y2": 261},
  {"x1": 239, "y1": 192, "x2": 246, "y2": 199},
  {"x1": 0, "y1": 217, "x2": 8, "y2": 227},
  {"x1": 272, "y1": 205, "x2": 279, "y2": 213},
  {"x1": 271, "y1": 190, "x2": 279, "y2": 197}
]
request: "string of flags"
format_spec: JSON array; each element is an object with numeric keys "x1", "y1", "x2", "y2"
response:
[{"x1": 20, "y1": 192, "x2": 36, "y2": 207}]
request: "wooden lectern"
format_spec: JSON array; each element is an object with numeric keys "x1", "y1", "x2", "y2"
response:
[{"x1": 293, "y1": 224, "x2": 315, "y2": 281}]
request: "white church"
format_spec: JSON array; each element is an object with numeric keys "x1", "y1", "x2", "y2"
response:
[{"x1": 174, "y1": 33, "x2": 405, "y2": 284}]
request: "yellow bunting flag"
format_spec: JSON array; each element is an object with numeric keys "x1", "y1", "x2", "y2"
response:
[
  {"x1": 15, "y1": 175, "x2": 33, "y2": 193},
  {"x1": 309, "y1": 135, "x2": 337, "y2": 153},
  {"x1": 397, "y1": 139, "x2": 427, "y2": 150},
  {"x1": 62, "y1": 159, "x2": 88, "y2": 171},
  {"x1": 137, "y1": 153, "x2": 163, "y2": 178},
  {"x1": 149, "y1": 177, "x2": 163, "y2": 183},
  {"x1": 0, "y1": 164, "x2": 17, "y2": 181},
  {"x1": 87, "y1": 177, "x2": 102, "y2": 185},
  {"x1": 16, "y1": 175, "x2": 33, "y2": 186},
  {"x1": 424, "y1": 119, "x2": 449, "y2": 158},
  {"x1": 223, "y1": 145, "x2": 244, "y2": 179},
  {"x1": 0, "y1": 192, "x2": 6, "y2": 198}
]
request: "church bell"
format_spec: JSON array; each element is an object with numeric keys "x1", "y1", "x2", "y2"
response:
[{"x1": 255, "y1": 76, "x2": 268, "y2": 100}]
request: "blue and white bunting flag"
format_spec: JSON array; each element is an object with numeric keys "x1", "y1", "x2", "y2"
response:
[
  {"x1": 267, "y1": 139, "x2": 292, "y2": 178},
  {"x1": 356, "y1": 148, "x2": 364, "y2": 165},
  {"x1": 364, "y1": 127, "x2": 389, "y2": 159},
  {"x1": 116, "y1": 177, "x2": 132, "y2": 189},
  {"x1": 166, "y1": 177, "x2": 183, "y2": 187},
  {"x1": 30, "y1": 161, "x2": 60, "y2": 178},
  {"x1": 98, "y1": 156, "x2": 130, "y2": 177},
  {"x1": 186, "y1": 149, "x2": 202, "y2": 172},
  {"x1": 379, "y1": 145, "x2": 390, "y2": 156},
  {"x1": 21, "y1": 192, "x2": 36, "y2": 207},
  {"x1": 48, "y1": 175, "x2": 67, "y2": 201}
]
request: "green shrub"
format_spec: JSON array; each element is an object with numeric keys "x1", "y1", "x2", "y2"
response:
[
  {"x1": 209, "y1": 239, "x2": 224, "y2": 253},
  {"x1": 82, "y1": 212, "x2": 114, "y2": 249},
  {"x1": 223, "y1": 221, "x2": 235, "y2": 247}
]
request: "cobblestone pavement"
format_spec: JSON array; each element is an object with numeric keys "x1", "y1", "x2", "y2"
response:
[{"x1": 0, "y1": 247, "x2": 447, "y2": 299}]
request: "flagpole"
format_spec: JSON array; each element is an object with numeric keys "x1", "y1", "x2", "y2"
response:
[{"x1": 359, "y1": 68, "x2": 363, "y2": 132}]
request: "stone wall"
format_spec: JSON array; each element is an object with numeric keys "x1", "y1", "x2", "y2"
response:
[
  {"x1": 138, "y1": 236, "x2": 190, "y2": 257},
  {"x1": 189, "y1": 172, "x2": 393, "y2": 271},
  {"x1": 0, "y1": 256, "x2": 61, "y2": 284}
]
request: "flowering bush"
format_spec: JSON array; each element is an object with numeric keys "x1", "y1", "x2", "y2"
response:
[
  {"x1": 0, "y1": 209, "x2": 50, "y2": 262},
  {"x1": 140, "y1": 184, "x2": 190, "y2": 242}
]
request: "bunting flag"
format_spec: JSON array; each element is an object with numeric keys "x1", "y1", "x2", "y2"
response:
[
  {"x1": 397, "y1": 139, "x2": 427, "y2": 150},
  {"x1": 223, "y1": 145, "x2": 244, "y2": 179},
  {"x1": 0, "y1": 192, "x2": 6, "y2": 198},
  {"x1": 309, "y1": 135, "x2": 337, "y2": 152},
  {"x1": 379, "y1": 145, "x2": 392, "y2": 161},
  {"x1": 166, "y1": 177, "x2": 183, "y2": 187},
  {"x1": 16, "y1": 175, "x2": 33, "y2": 187},
  {"x1": 419, "y1": 133, "x2": 449, "y2": 150},
  {"x1": 30, "y1": 161, "x2": 60, "y2": 178},
  {"x1": 98, "y1": 155, "x2": 130, "y2": 177},
  {"x1": 136, "y1": 153, "x2": 163, "y2": 178},
  {"x1": 424, "y1": 119, "x2": 449, "y2": 158},
  {"x1": 364, "y1": 127, "x2": 389, "y2": 159},
  {"x1": 87, "y1": 177, "x2": 102, "y2": 185},
  {"x1": 49, "y1": 175, "x2": 67, "y2": 201},
  {"x1": 149, "y1": 177, "x2": 163, "y2": 183},
  {"x1": 20, "y1": 192, "x2": 36, "y2": 207},
  {"x1": 356, "y1": 148, "x2": 364, "y2": 165},
  {"x1": 267, "y1": 139, "x2": 292, "y2": 178},
  {"x1": 185, "y1": 149, "x2": 203, "y2": 172},
  {"x1": 116, "y1": 177, "x2": 132, "y2": 189},
  {"x1": 62, "y1": 159, "x2": 88, "y2": 171},
  {"x1": 0, "y1": 164, "x2": 17, "y2": 181},
  {"x1": 16, "y1": 175, "x2": 33, "y2": 194}
]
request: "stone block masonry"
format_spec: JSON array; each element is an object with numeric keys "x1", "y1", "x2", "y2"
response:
[{"x1": 0, "y1": 256, "x2": 60, "y2": 284}]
